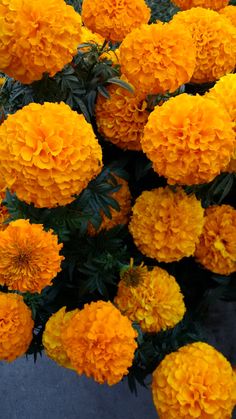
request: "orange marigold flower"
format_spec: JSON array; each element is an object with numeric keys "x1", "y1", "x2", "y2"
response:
[
  {"x1": 88, "y1": 175, "x2": 131, "y2": 235},
  {"x1": 0, "y1": 0, "x2": 82, "y2": 84},
  {"x1": 81, "y1": 0, "x2": 150, "y2": 43},
  {"x1": 195, "y1": 205, "x2": 236, "y2": 275},
  {"x1": 0, "y1": 102, "x2": 103, "y2": 208},
  {"x1": 142, "y1": 94, "x2": 235, "y2": 185},
  {"x1": 129, "y1": 187, "x2": 204, "y2": 263},
  {"x1": 172, "y1": 0, "x2": 229, "y2": 10},
  {"x1": 43, "y1": 307, "x2": 79, "y2": 369},
  {"x1": 152, "y1": 342, "x2": 236, "y2": 419},
  {"x1": 173, "y1": 7, "x2": 236, "y2": 84},
  {"x1": 0, "y1": 219, "x2": 64, "y2": 293},
  {"x1": 95, "y1": 81, "x2": 149, "y2": 151},
  {"x1": 62, "y1": 301, "x2": 137, "y2": 385},
  {"x1": 120, "y1": 22, "x2": 196, "y2": 96},
  {"x1": 0, "y1": 292, "x2": 33, "y2": 362},
  {"x1": 115, "y1": 263, "x2": 186, "y2": 333},
  {"x1": 219, "y1": 5, "x2": 236, "y2": 26}
]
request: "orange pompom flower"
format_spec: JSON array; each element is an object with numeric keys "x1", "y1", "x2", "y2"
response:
[
  {"x1": 0, "y1": 0, "x2": 82, "y2": 84},
  {"x1": 152, "y1": 342, "x2": 236, "y2": 419},
  {"x1": 195, "y1": 205, "x2": 236, "y2": 275},
  {"x1": 62, "y1": 301, "x2": 137, "y2": 385},
  {"x1": 115, "y1": 262, "x2": 186, "y2": 333},
  {"x1": 120, "y1": 22, "x2": 196, "y2": 96},
  {"x1": 172, "y1": 0, "x2": 229, "y2": 10},
  {"x1": 219, "y1": 5, "x2": 236, "y2": 26},
  {"x1": 0, "y1": 102, "x2": 103, "y2": 208},
  {"x1": 0, "y1": 292, "x2": 33, "y2": 362},
  {"x1": 129, "y1": 187, "x2": 204, "y2": 263},
  {"x1": 43, "y1": 307, "x2": 78, "y2": 368},
  {"x1": 142, "y1": 94, "x2": 235, "y2": 185},
  {"x1": 81, "y1": 0, "x2": 150, "y2": 43},
  {"x1": 95, "y1": 81, "x2": 149, "y2": 151},
  {"x1": 173, "y1": 7, "x2": 236, "y2": 84},
  {"x1": 0, "y1": 219, "x2": 64, "y2": 293}
]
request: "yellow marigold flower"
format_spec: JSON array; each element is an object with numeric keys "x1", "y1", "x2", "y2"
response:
[
  {"x1": 62, "y1": 301, "x2": 137, "y2": 385},
  {"x1": 43, "y1": 307, "x2": 78, "y2": 369},
  {"x1": 142, "y1": 94, "x2": 235, "y2": 185},
  {"x1": 0, "y1": 102, "x2": 103, "y2": 208},
  {"x1": 0, "y1": 292, "x2": 33, "y2": 362},
  {"x1": 0, "y1": 77, "x2": 6, "y2": 87},
  {"x1": 195, "y1": 205, "x2": 236, "y2": 275},
  {"x1": 0, "y1": 219, "x2": 64, "y2": 293},
  {"x1": 95, "y1": 81, "x2": 149, "y2": 151},
  {"x1": 100, "y1": 49, "x2": 120, "y2": 66},
  {"x1": 81, "y1": 0, "x2": 150, "y2": 43},
  {"x1": 88, "y1": 175, "x2": 131, "y2": 235},
  {"x1": 220, "y1": 5, "x2": 236, "y2": 26},
  {"x1": 79, "y1": 26, "x2": 104, "y2": 52},
  {"x1": 120, "y1": 22, "x2": 196, "y2": 96},
  {"x1": 173, "y1": 7, "x2": 236, "y2": 84},
  {"x1": 114, "y1": 263, "x2": 186, "y2": 333},
  {"x1": 129, "y1": 187, "x2": 204, "y2": 263},
  {"x1": 172, "y1": 0, "x2": 229, "y2": 10},
  {"x1": 152, "y1": 342, "x2": 236, "y2": 419},
  {"x1": 0, "y1": 0, "x2": 82, "y2": 84}
]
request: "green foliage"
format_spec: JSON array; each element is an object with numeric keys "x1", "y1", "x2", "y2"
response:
[
  {"x1": 146, "y1": 0, "x2": 179, "y2": 23},
  {"x1": 65, "y1": 0, "x2": 82, "y2": 12}
]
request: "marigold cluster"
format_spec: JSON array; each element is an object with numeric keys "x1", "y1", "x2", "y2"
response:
[
  {"x1": 43, "y1": 307, "x2": 78, "y2": 368},
  {"x1": 0, "y1": 0, "x2": 82, "y2": 84},
  {"x1": 0, "y1": 292, "x2": 33, "y2": 361},
  {"x1": 0, "y1": 219, "x2": 64, "y2": 293},
  {"x1": 81, "y1": 0, "x2": 150, "y2": 43},
  {"x1": 120, "y1": 22, "x2": 196, "y2": 96},
  {"x1": 142, "y1": 94, "x2": 235, "y2": 185},
  {"x1": 173, "y1": 7, "x2": 236, "y2": 84},
  {"x1": 172, "y1": 0, "x2": 229, "y2": 10},
  {"x1": 115, "y1": 264, "x2": 186, "y2": 333},
  {"x1": 219, "y1": 5, "x2": 236, "y2": 26},
  {"x1": 0, "y1": 102, "x2": 103, "y2": 208},
  {"x1": 195, "y1": 205, "x2": 236, "y2": 275},
  {"x1": 129, "y1": 187, "x2": 204, "y2": 263},
  {"x1": 95, "y1": 82, "x2": 149, "y2": 151},
  {"x1": 88, "y1": 175, "x2": 131, "y2": 235},
  {"x1": 152, "y1": 342, "x2": 236, "y2": 419},
  {"x1": 62, "y1": 301, "x2": 137, "y2": 385}
]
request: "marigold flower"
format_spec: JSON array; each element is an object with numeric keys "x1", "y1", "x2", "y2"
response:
[
  {"x1": 115, "y1": 263, "x2": 186, "y2": 333},
  {"x1": 100, "y1": 49, "x2": 120, "y2": 66},
  {"x1": 129, "y1": 187, "x2": 204, "y2": 263},
  {"x1": 95, "y1": 81, "x2": 149, "y2": 150},
  {"x1": 88, "y1": 175, "x2": 132, "y2": 235},
  {"x1": 0, "y1": 0, "x2": 82, "y2": 84},
  {"x1": 62, "y1": 301, "x2": 137, "y2": 385},
  {"x1": 0, "y1": 102, "x2": 103, "y2": 208},
  {"x1": 0, "y1": 219, "x2": 64, "y2": 293},
  {"x1": 43, "y1": 307, "x2": 78, "y2": 368},
  {"x1": 172, "y1": 0, "x2": 229, "y2": 10},
  {"x1": 79, "y1": 26, "x2": 104, "y2": 52},
  {"x1": 120, "y1": 22, "x2": 196, "y2": 96},
  {"x1": 152, "y1": 342, "x2": 236, "y2": 419},
  {"x1": 81, "y1": 0, "x2": 150, "y2": 43},
  {"x1": 195, "y1": 205, "x2": 236, "y2": 275},
  {"x1": 142, "y1": 94, "x2": 235, "y2": 185},
  {"x1": 173, "y1": 7, "x2": 236, "y2": 84},
  {"x1": 219, "y1": 5, "x2": 236, "y2": 26},
  {"x1": 0, "y1": 77, "x2": 6, "y2": 87},
  {"x1": 0, "y1": 292, "x2": 33, "y2": 361}
]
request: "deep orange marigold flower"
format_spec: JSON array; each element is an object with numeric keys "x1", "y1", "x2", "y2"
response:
[
  {"x1": 81, "y1": 0, "x2": 150, "y2": 43},
  {"x1": 0, "y1": 102, "x2": 103, "y2": 208},
  {"x1": 0, "y1": 292, "x2": 33, "y2": 361},
  {"x1": 219, "y1": 5, "x2": 236, "y2": 26},
  {"x1": 142, "y1": 94, "x2": 235, "y2": 185},
  {"x1": 129, "y1": 187, "x2": 204, "y2": 263},
  {"x1": 172, "y1": 0, "x2": 229, "y2": 10},
  {"x1": 120, "y1": 21, "x2": 196, "y2": 96},
  {"x1": 173, "y1": 7, "x2": 236, "y2": 84},
  {"x1": 195, "y1": 205, "x2": 236, "y2": 275},
  {"x1": 88, "y1": 175, "x2": 132, "y2": 235},
  {"x1": 0, "y1": 0, "x2": 82, "y2": 84},
  {"x1": 62, "y1": 301, "x2": 137, "y2": 385},
  {"x1": 95, "y1": 81, "x2": 149, "y2": 151},
  {"x1": 43, "y1": 307, "x2": 79, "y2": 369},
  {"x1": 0, "y1": 219, "x2": 64, "y2": 293},
  {"x1": 115, "y1": 263, "x2": 186, "y2": 333},
  {"x1": 152, "y1": 342, "x2": 236, "y2": 419}
]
